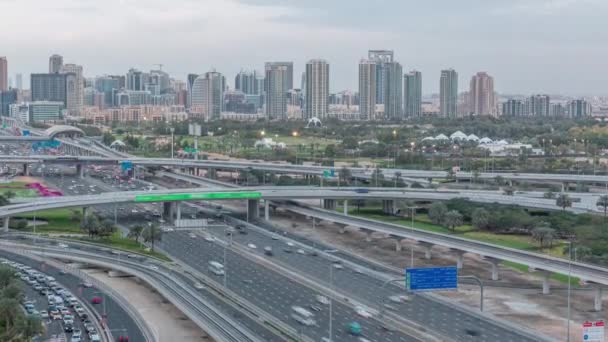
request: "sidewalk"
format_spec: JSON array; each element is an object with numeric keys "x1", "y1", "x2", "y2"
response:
[{"x1": 83, "y1": 269, "x2": 213, "y2": 342}]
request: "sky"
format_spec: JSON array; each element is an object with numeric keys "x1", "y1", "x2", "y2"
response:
[{"x1": 1, "y1": 0, "x2": 607, "y2": 95}]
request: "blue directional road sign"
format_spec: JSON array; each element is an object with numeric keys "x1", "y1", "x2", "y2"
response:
[
  {"x1": 120, "y1": 161, "x2": 133, "y2": 171},
  {"x1": 406, "y1": 266, "x2": 458, "y2": 292}
]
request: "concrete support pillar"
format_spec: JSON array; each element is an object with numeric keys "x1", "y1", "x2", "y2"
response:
[
  {"x1": 208, "y1": 168, "x2": 217, "y2": 179},
  {"x1": 176, "y1": 202, "x2": 181, "y2": 221},
  {"x1": 76, "y1": 164, "x2": 84, "y2": 178},
  {"x1": 343, "y1": 200, "x2": 348, "y2": 216},
  {"x1": 365, "y1": 232, "x2": 372, "y2": 243},
  {"x1": 247, "y1": 199, "x2": 260, "y2": 220},
  {"x1": 395, "y1": 240, "x2": 402, "y2": 252},
  {"x1": 22, "y1": 163, "x2": 28, "y2": 176},
  {"x1": 82, "y1": 207, "x2": 89, "y2": 219},
  {"x1": 562, "y1": 182, "x2": 568, "y2": 192},
  {"x1": 455, "y1": 251, "x2": 465, "y2": 269},
  {"x1": 382, "y1": 200, "x2": 396, "y2": 215},
  {"x1": 541, "y1": 271, "x2": 551, "y2": 295},
  {"x1": 486, "y1": 259, "x2": 500, "y2": 281},
  {"x1": 3, "y1": 217, "x2": 9, "y2": 232},
  {"x1": 323, "y1": 199, "x2": 337, "y2": 210},
  {"x1": 595, "y1": 287, "x2": 603, "y2": 312},
  {"x1": 338, "y1": 224, "x2": 346, "y2": 234},
  {"x1": 264, "y1": 200, "x2": 270, "y2": 221},
  {"x1": 162, "y1": 202, "x2": 174, "y2": 220},
  {"x1": 508, "y1": 179, "x2": 513, "y2": 187},
  {"x1": 420, "y1": 242, "x2": 433, "y2": 260}
]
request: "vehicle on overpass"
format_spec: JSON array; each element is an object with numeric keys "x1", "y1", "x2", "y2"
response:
[
  {"x1": 208, "y1": 261, "x2": 225, "y2": 275},
  {"x1": 291, "y1": 306, "x2": 315, "y2": 326}
]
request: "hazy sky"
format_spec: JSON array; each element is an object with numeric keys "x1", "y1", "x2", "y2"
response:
[{"x1": 1, "y1": 0, "x2": 607, "y2": 95}]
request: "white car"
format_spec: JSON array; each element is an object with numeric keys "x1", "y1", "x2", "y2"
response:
[
  {"x1": 297, "y1": 249, "x2": 306, "y2": 255},
  {"x1": 247, "y1": 243, "x2": 257, "y2": 249},
  {"x1": 194, "y1": 282, "x2": 205, "y2": 290},
  {"x1": 58, "y1": 243, "x2": 69, "y2": 249},
  {"x1": 355, "y1": 306, "x2": 372, "y2": 318},
  {"x1": 332, "y1": 264, "x2": 344, "y2": 270},
  {"x1": 189, "y1": 233, "x2": 197, "y2": 239},
  {"x1": 204, "y1": 236, "x2": 215, "y2": 242},
  {"x1": 316, "y1": 295, "x2": 330, "y2": 305},
  {"x1": 286, "y1": 242, "x2": 295, "y2": 247},
  {"x1": 148, "y1": 265, "x2": 159, "y2": 271}
]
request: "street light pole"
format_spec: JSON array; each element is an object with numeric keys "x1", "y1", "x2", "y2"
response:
[
  {"x1": 170, "y1": 127, "x2": 175, "y2": 159},
  {"x1": 407, "y1": 206, "x2": 417, "y2": 268},
  {"x1": 329, "y1": 264, "x2": 333, "y2": 341},
  {"x1": 567, "y1": 240, "x2": 572, "y2": 342}
]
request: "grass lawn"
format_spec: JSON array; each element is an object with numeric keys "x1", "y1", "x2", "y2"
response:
[
  {"x1": 346, "y1": 207, "x2": 575, "y2": 284},
  {"x1": 72, "y1": 232, "x2": 171, "y2": 262},
  {"x1": 0, "y1": 181, "x2": 39, "y2": 198},
  {"x1": 14, "y1": 208, "x2": 81, "y2": 233}
]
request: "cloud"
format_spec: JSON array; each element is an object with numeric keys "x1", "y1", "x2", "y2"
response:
[{"x1": 492, "y1": 0, "x2": 607, "y2": 15}]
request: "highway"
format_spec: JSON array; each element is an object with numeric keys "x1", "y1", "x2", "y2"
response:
[
  {"x1": 46, "y1": 172, "x2": 549, "y2": 341},
  {"x1": 2, "y1": 153, "x2": 608, "y2": 184}
]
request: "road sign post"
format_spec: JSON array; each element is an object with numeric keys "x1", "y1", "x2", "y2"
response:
[{"x1": 406, "y1": 266, "x2": 458, "y2": 292}]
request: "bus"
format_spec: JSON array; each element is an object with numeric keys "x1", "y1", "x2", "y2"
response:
[
  {"x1": 208, "y1": 261, "x2": 225, "y2": 276},
  {"x1": 291, "y1": 306, "x2": 315, "y2": 326}
]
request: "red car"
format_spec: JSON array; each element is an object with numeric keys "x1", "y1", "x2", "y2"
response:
[{"x1": 91, "y1": 296, "x2": 103, "y2": 304}]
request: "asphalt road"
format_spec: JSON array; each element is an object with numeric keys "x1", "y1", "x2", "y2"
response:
[{"x1": 0, "y1": 249, "x2": 144, "y2": 342}]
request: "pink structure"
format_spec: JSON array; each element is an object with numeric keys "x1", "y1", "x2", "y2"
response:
[{"x1": 26, "y1": 183, "x2": 63, "y2": 197}]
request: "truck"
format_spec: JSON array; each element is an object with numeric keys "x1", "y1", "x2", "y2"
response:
[{"x1": 264, "y1": 246, "x2": 273, "y2": 256}]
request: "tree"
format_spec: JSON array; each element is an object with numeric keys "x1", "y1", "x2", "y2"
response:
[
  {"x1": 80, "y1": 215, "x2": 100, "y2": 238},
  {"x1": 102, "y1": 132, "x2": 116, "y2": 146},
  {"x1": 556, "y1": 193, "x2": 573, "y2": 211},
  {"x1": 443, "y1": 210, "x2": 463, "y2": 231},
  {"x1": 339, "y1": 166, "x2": 352, "y2": 186},
  {"x1": 324, "y1": 144, "x2": 336, "y2": 158},
  {"x1": 99, "y1": 220, "x2": 116, "y2": 238},
  {"x1": 3, "y1": 191, "x2": 15, "y2": 199},
  {"x1": 128, "y1": 225, "x2": 144, "y2": 243},
  {"x1": 0, "y1": 195, "x2": 9, "y2": 207},
  {"x1": 472, "y1": 170, "x2": 481, "y2": 184},
  {"x1": 371, "y1": 167, "x2": 384, "y2": 187},
  {"x1": 471, "y1": 208, "x2": 490, "y2": 230},
  {"x1": 142, "y1": 224, "x2": 162, "y2": 251},
  {"x1": 503, "y1": 187, "x2": 515, "y2": 196},
  {"x1": 532, "y1": 225, "x2": 557, "y2": 249},
  {"x1": 494, "y1": 175, "x2": 504, "y2": 186},
  {"x1": 597, "y1": 195, "x2": 608, "y2": 218},
  {"x1": 70, "y1": 210, "x2": 82, "y2": 222},
  {"x1": 428, "y1": 202, "x2": 448, "y2": 225}
]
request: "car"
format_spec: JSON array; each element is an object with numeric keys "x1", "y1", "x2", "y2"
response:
[
  {"x1": 283, "y1": 248, "x2": 293, "y2": 253},
  {"x1": 91, "y1": 296, "x2": 103, "y2": 304},
  {"x1": 63, "y1": 314, "x2": 74, "y2": 325},
  {"x1": 204, "y1": 236, "x2": 215, "y2": 242},
  {"x1": 58, "y1": 243, "x2": 69, "y2": 248},
  {"x1": 189, "y1": 233, "x2": 197, "y2": 239},
  {"x1": 316, "y1": 295, "x2": 330, "y2": 305},
  {"x1": 247, "y1": 243, "x2": 257, "y2": 249},
  {"x1": 297, "y1": 249, "x2": 306, "y2": 255},
  {"x1": 354, "y1": 188, "x2": 369, "y2": 194},
  {"x1": 332, "y1": 264, "x2": 344, "y2": 270},
  {"x1": 148, "y1": 265, "x2": 159, "y2": 271},
  {"x1": 33, "y1": 284, "x2": 43, "y2": 291},
  {"x1": 355, "y1": 306, "x2": 372, "y2": 318},
  {"x1": 238, "y1": 230, "x2": 248, "y2": 235},
  {"x1": 72, "y1": 329, "x2": 82, "y2": 338},
  {"x1": 242, "y1": 279, "x2": 253, "y2": 285},
  {"x1": 80, "y1": 282, "x2": 93, "y2": 288},
  {"x1": 40, "y1": 310, "x2": 49, "y2": 319},
  {"x1": 194, "y1": 282, "x2": 205, "y2": 290},
  {"x1": 50, "y1": 309, "x2": 61, "y2": 320},
  {"x1": 89, "y1": 334, "x2": 101, "y2": 342},
  {"x1": 64, "y1": 324, "x2": 74, "y2": 333},
  {"x1": 127, "y1": 254, "x2": 137, "y2": 258},
  {"x1": 309, "y1": 305, "x2": 322, "y2": 312},
  {"x1": 286, "y1": 242, "x2": 295, "y2": 247},
  {"x1": 60, "y1": 308, "x2": 71, "y2": 315},
  {"x1": 75, "y1": 307, "x2": 87, "y2": 319},
  {"x1": 70, "y1": 335, "x2": 81, "y2": 342}
]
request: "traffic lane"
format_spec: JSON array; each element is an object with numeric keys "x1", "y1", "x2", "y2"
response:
[
  {"x1": 208, "y1": 220, "x2": 534, "y2": 342},
  {"x1": 161, "y1": 232, "x2": 417, "y2": 342},
  {"x1": 20, "y1": 279, "x2": 65, "y2": 339},
  {"x1": 0, "y1": 250, "x2": 144, "y2": 342}
]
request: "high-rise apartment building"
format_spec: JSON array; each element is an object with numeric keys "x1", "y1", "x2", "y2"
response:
[
  {"x1": 95, "y1": 76, "x2": 121, "y2": 108},
  {"x1": 439, "y1": 69, "x2": 458, "y2": 117},
  {"x1": 568, "y1": 99, "x2": 591, "y2": 118},
  {"x1": 304, "y1": 59, "x2": 329, "y2": 119},
  {"x1": 191, "y1": 71, "x2": 224, "y2": 120},
  {"x1": 383, "y1": 61, "x2": 403, "y2": 119},
  {"x1": 31, "y1": 73, "x2": 70, "y2": 107},
  {"x1": 358, "y1": 59, "x2": 377, "y2": 120},
  {"x1": 60, "y1": 64, "x2": 84, "y2": 115},
  {"x1": 550, "y1": 103, "x2": 565, "y2": 117},
  {"x1": 526, "y1": 94, "x2": 550, "y2": 116},
  {"x1": 502, "y1": 99, "x2": 525, "y2": 116},
  {"x1": 0, "y1": 89, "x2": 18, "y2": 116},
  {"x1": 368, "y1": 50, "x2": 393, "y2": 105},
  {"x1": 49, "y1": 54, "x2": 63, "y2": 73},
  {"x1": 0, "y1": 57, "x2": 7, "y2": 91},
  {"x1": 235, "y1": 70, "x2": 256, "y2": 95},
  {"x1": 265, "y1": 62, "x2": 292, "y2": 120},
  {"x1": 403, "y1": 70, "x2": 422, "y2": 117},
  {"x1": 469, "y1": 72, "x2": 496, "y2": 116}
]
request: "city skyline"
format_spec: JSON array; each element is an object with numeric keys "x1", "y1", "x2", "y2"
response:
[{"x1": 1, "y1": 0, "x2": 607, "y2": 95}]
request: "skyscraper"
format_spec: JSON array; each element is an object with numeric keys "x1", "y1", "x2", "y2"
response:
[
  {"x1": 265, "y1": 62, "x2": 291, "y2": 120},
  {"x1": 305, "y1": 59, "x2": 329, "y2": 119},
  {"x1": 469, "y1": 72, "x2": 496, "y2": 116},
  {"x1": 568, "y1": 99, "x2": 591, "y2": 118},
  {"x1": 15, "y1": 73, "x2": 22, "y2": 90},
  {"x1": 0, "y1": 57, "x2": 7, "y2": 91},
  {"x1": 439, "y1": 69, "x2": 458, "y2": 117},
  {"x1": 502, "y1": 99, "x2": 525, "y2": 116},
  {"x1": 358, "y1": 59, "x2": 377, "y2": 120},
  {"x1": 49, "y1": 54, "x2": 63, "y2": 73},
  {"x1": 383, "y1": 61, "x2": 403, "y2": 119},
  {"x1": 191, "y1": 71, "x2": 224, "y2": 120},
  {"x1": 235, "y1": 71, "x2": 256, "y2": 95},
  {"x1": 368, "y1": 50, "x2": 393, "y2": 105},
  {"x1": 60, "y1": 64, "x2": 84, "y2": 115},
  {"x1": 403, "y1": 70, "x2": 422, "y2": 117},
  {"x1": 126, "y1": 68, "x2": 148, "y2": 91},
  {"x1": 95, "y1": 76, "x2": 121, "y2": 107},
  {"x1": 31, "y1": 73, "x2": 70, "y2": 107}
]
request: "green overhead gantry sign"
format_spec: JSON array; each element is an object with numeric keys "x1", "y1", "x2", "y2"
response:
[{"x1": 134, "y1": 191, "x2": 262, "y2": 203}]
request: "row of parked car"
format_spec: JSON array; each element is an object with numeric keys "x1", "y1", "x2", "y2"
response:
[{"x1": 0, "y1": 258, "x2": 101, "y2": 342}]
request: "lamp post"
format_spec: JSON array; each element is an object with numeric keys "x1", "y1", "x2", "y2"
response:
[
  {"x1": 169, "y1": 127, "x2": 175, "y2": 159},
  {"x1": 223, "y1": 228, "x2": 233, "y2": 288},
  {"x1": 392, "y1": 130, "x2": 397, "y2": 168},
  {"x1": 406, "y1": 206, "x2": 418, "y2": 268},
  {"x1": 566, "y1": 240, "x2": 572, "y2": 342}
]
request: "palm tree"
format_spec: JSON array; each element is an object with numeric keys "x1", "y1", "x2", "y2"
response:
[
  {"x1": 128, "y1": 225, "x2": 144, "y2": 243},
  {"x1": 142, "y1": 224, "x2": 162, "y2": 251},
  {"x1": 556, "y1": 193, "x2": 573, "y2": 211},
  {"x1": 443, "y1": 210, "x2": 463, "y2": 232},
  {"x1": 597, "y1": 195, "x2": 608, "y2": 218}
]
